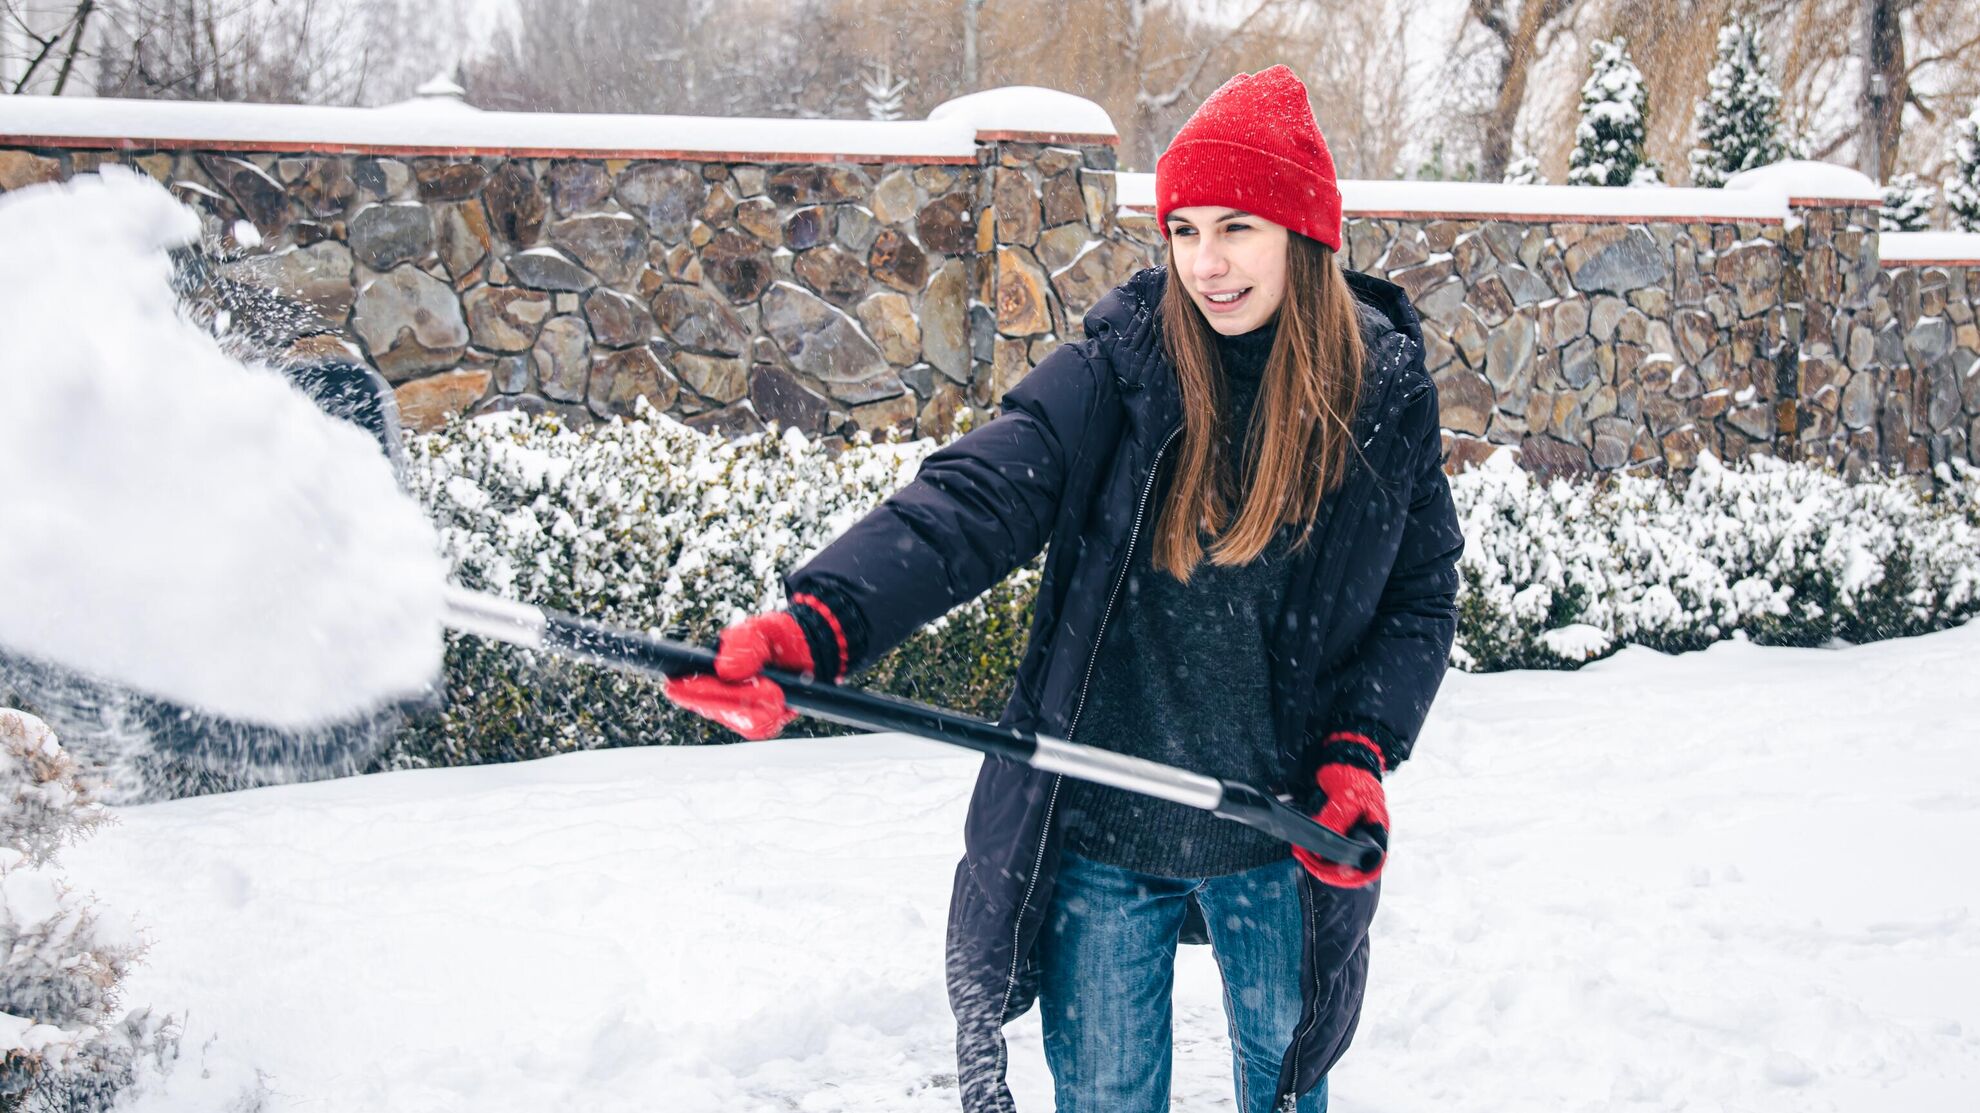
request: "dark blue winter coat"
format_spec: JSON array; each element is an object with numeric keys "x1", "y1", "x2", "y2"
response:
[{"x1": 784, "y1": 265, "x2": 1464, "y2": 1112}]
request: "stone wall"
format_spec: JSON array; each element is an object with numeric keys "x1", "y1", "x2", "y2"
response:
[
  {"x1": 0, "y1": 144, "x2": 1012, "y2": 447},
  {"x1": 1858, "y1": 256, "x2": 1980, "y2": 474},
  {"x1": 1114, "y1": 194, "x2": 1980, "y2": 478},
  {"x1": 5, "y1": 103, "x2": 1978, "y2": 476}
]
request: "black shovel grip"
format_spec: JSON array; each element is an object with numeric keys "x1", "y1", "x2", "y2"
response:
[{"x1": 1212, "y1": 782, "x2": 1387, "y2": 873}]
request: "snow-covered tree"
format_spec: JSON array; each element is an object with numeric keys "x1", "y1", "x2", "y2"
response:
[
  {"x1": 1946, "y1": 100, "x2": 1980, "y2": 233},
  {"x1": 1881, "y1": 173, "x2": 1935, "y2": 231},
  {"x1": 860, "y1": 60, "x2": 907, "y2": 122},
  {"x1": 0, "y1": 708, "x2": 178, "y2": 1111},
  {"x1": 1568, "y1": 37, "x2": 1659, "y2": 188},
  {"x1": 1688, "y1": 18, "x2": 1792, "y2": 187},
  {"x1": 1502, "y1": 153, "x2": 1543, "y2": 185}
]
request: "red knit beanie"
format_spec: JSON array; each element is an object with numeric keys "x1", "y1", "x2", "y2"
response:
[{"x1": 1154, "y1": 65, "x2": 1343, "y2": 252}]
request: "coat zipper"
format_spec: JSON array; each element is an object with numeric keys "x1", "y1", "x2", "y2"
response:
[
  {"x1": 995, "y1": 423, "x2": 1183, "y2": 1031},
  {"x1": 1277, "y1": 347, "x2": 1429, "y2": 1112}
]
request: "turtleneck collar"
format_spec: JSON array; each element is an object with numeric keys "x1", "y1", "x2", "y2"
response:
[{"x1": 1212, "y1": 315, "x2": 1278, "y2": 381}]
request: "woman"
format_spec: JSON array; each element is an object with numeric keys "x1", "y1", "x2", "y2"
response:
[{"x1": 665, "y1": 65, "x2": 1464, "y2": 1113}]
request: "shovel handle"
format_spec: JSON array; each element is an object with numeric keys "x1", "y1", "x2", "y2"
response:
[{"x1": 440, "y1": 588, "x2": 1387, "y2": 871}]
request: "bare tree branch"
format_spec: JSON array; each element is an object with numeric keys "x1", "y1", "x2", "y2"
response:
[
  {"x1": 6, "y1": 0, "x2": 92, "y2": 95},
  {"x1": 50, "y1": 0, "x2": 96, "y2": 94},
  {"x1": 1138, "y1": 0, "x2": 1278, "y2": 112},
  {"x1": 1904, "y1": 28, "x2": 1980, "y2": 77}
]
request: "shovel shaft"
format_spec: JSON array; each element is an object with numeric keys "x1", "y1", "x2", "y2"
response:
[{"x1": 440, "y1": 587, "x2": 1385, "y2": 872}]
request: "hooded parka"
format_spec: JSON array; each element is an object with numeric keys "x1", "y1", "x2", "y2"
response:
[{"x1": 784, "y1": 264, "x2": 1464, "y2": 1112}]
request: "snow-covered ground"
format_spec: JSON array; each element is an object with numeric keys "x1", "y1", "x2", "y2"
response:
[{"x1": 68, "y1": 621, "x2": 1980, "y2": 1113}]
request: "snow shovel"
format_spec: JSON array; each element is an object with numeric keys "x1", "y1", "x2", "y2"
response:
[{"x1": 442, "y1": 587, "x2": 1386, "y2": 872}]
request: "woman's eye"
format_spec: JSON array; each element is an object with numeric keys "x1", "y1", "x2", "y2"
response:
[
  {"x1": 1169, "y1": 226, "x2": 1195, "y2": 237},
  {"x1": 1225, "y1": 223, "x2": 1249, "y2": 233}
]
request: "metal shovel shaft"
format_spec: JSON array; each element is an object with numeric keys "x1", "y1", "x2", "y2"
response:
[{"x1": 441, "y1": 587, "x2": 1384, "y2": 872}]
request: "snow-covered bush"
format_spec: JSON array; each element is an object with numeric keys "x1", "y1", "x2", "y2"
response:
[
  {"x1": 1502, "y1": 153, "x2": 1543, "y2": 185},
  {"x1": 0, "y1": 710, "x2": 177, "y2": 1112},
  {"x1": 391, "y1": 408, "x2": 1980, "y2": 760},
  {"x1": 1450, "y1": 451, "x2": 1980, "y2": 670},
  {"x1": 382, "y1": 402, "x2": 1038, "y2": 767},
  {"x1": 1881, "y1": 173, "x2": 1936, "y2": 231}
]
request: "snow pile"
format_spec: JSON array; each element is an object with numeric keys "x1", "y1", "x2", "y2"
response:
[
  {"x1": 53, "y1": 621, "x2": 1980, "y2": 1112},
  {"x1": 0, "y1": 169, "x2": 447, "y2": 728},
  {"x1": 1449, "y1": 448, "x2": 1980, "y2": 670}
]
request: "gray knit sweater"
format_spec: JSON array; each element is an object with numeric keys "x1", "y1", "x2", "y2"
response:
[{"x1": 1060, "y1": 318, "x2": 1303, "y2": 877}]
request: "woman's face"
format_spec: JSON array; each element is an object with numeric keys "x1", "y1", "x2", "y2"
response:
[{"x1": 1164, "y1": 206, "x2": 1290, "y2": 336}]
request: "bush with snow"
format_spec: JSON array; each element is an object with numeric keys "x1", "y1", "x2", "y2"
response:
[
  {"x1": 1501, "y1": 153, "x2": 1543, "y2": 185},
  {"x1": 381, "y1": 402, "x2": 1037, "y2": 768},
  {"x1": 391, "y1": 409, "x2": 1980, "y2": 761},
  {"x1": 0, "y1": 710, "x2": 176, "y2": 1111},
  {"x1": 1450, "y1": 450, "x2": 1980, "y2": 670},
  {"x1": 1881, "y1": 173, "x2": 1936, "y2": 232}
]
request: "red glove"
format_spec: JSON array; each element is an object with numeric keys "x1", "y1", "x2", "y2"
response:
[
  {"x1": 662, "y1": 595, "x2": 846, "y2": 740},
  {"x1": 1291, "y1": 734, "x2": 1389, "y2": 889}
]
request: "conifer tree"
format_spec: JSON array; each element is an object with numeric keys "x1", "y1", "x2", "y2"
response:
[
  {"x1": 1502, "y1": 153, "x2": 1543, "y2": 185},
  {"x1": 1569, "y1": 37, "x2": 1660, "y2": 187},
  {"x1": 860, "y1": 60, "x2": 907, "y2": 123},
  {"x1": 1689, "y1": 18, "x2": 1792, "y2": 187},
  {"x1": 1945, "y1": 100, "x2": 1980, "y2": 233},
  {"x1": 1880, "y1": 173, "x2": 1935, "y2": 232}
]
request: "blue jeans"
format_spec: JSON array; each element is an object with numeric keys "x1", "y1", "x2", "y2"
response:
[{"x1": 1037, "y1": 852, "x2": 1327, "y2": 1113}]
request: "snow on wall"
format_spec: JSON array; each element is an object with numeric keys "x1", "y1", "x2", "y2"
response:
[
  {"x1": 1724, "y1": 159, "x2": 1883, "y2": 203},
  {"x1": 1119, "y1": 172, "x2": 1793, "y2": 222},
  {"x1": 0, "y1": 87, "x2": 1126, "y2": 160},
  {"x1": 0, "y1": 94, "x2": 983, "y2": 161},
  {"x1": 926, "y1": 86, "x2": 1118, "y2": 138},
  {"x1": 1880, "y1": 231, "x2": 1980, "y2": 265}
]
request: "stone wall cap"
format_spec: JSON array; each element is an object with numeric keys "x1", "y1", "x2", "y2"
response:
[
  {"x1": 1724, "y1": 160, "x2": 1882, "y2": 205},
  {"x1": 1879, "y1": 230, "x2": 1980, "y2": 267},
  {"x1": 0, "y1": 95, "x2": 980, "y2": 161},
  {"x1": 927, "y1": 87, "x2": 1118, "y2": 141},
  {"x1": 1118, "y1": 173, "x2": 1789, "y2": 223}
]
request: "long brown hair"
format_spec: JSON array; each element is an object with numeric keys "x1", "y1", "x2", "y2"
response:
[{"x1": 1152, "y1": 233, "x2": 1366, "y2": 583}]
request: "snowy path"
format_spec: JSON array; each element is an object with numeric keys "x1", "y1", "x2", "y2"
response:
[{"x1": 68, "y1": 623, "x2": 1980, "y2": 1112}]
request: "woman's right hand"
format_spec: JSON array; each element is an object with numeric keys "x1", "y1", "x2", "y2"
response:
[{"x1": 662, "y1": 598, "x2": 845, "y2": 740}]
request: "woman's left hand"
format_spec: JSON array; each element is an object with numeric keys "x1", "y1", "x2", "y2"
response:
[{"x1": 1292, "y1": 737, "x2": 1388, "y2": 888}]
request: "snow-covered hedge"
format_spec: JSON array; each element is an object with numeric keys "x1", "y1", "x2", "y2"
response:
[
  {"x1": 392, "y1": 407, "x2": 1980, "y2": 764},
  {"x1": 1452, "y1": 450, "x2": 1980, "y2": 669},
  {"x1": 381, "y1": 402, "x2": 1037, "y2": 767}
]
